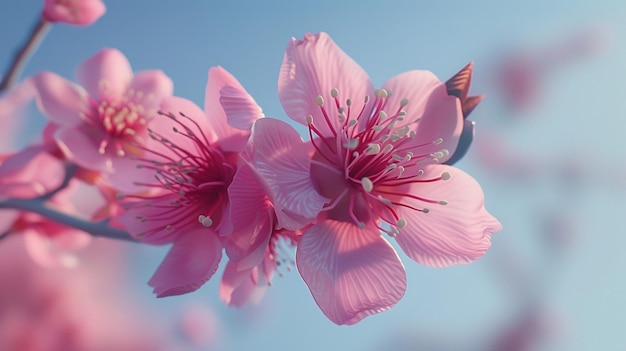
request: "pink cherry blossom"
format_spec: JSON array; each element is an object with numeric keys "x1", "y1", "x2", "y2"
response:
[
  {"x1": 32, "y1": 48, "x2": 173, "y2": 192},
  {"x1": 119, "y1": 66, "x2": 263, "y2": 297},
  {"x1": 258, "y1": 32, "x2": 503, "y2": 324},
  {"x1": 0, "y1": 234, "x2": 181, "y2": 351},
  {"x1": 0, "y1": 77, "x2": 36, "y2": 152},
  {"x1": 41, "y1": 0, "x2": 106, "y2": 26},
  {"x1": 0, "y1": 144, "x2": 92, "y2": 267}
]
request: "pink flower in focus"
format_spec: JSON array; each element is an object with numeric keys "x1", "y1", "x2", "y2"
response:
[
  {"x1": 33, "y1": 48, "x2": 173, "y2": 191},
  {"x1": 42, "y1": 0, "x2": 106, "y2": 26},
  {"x1": 258, "y1": 32, "x2": 502, "y2": 324},
  {"x1": 119, "y1": 66, "x2": 263, "y2": 297}
]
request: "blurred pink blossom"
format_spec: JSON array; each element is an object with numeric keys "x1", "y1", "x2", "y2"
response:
[
  {"x1": 0, "y1": 235, "x2": 180, "y2": 351},
  {"x1": 32, "y1": 48, "x2": 173, "y2": 192},
  {"x1": 41, "y1": 0, "x2": 106, "y2": 26},
  {"x1": 0, "y1": 144, "x2": 92, "y2": 267}
]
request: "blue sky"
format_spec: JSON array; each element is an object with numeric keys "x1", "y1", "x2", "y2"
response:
[{"x1": 1, "y1": 1, "x2": 625, "y2": 350}]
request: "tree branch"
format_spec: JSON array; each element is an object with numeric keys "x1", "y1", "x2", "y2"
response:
[{"x1": 0, "y1": 197, "x2": 137, "y2": 242}]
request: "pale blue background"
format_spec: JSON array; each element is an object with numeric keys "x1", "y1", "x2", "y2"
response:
[{"x1": 1, "y1": 1, "x2": 625, "y2": 350}]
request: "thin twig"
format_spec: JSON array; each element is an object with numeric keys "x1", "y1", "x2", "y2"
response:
[
  {"x1": 0, "y1": 197, "x2": 137, "y2": 242},
  {"x1": 0, "y1": 18, "x2": 51, "y2": 93}
]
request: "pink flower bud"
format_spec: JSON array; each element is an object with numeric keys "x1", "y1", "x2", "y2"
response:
[{"x1": 41, "y1": 0, "x2": 106, "y2": 26}]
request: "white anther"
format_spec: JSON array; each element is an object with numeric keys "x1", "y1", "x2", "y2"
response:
[
  {"x1": 376, "y1": 89, "x2": 389, "y2": 98},
  {"x1": 198, "y1": 215, "x2": 213, "y2": 227},
  {"x1": 422, "y1": 208, "x2": 430, "y2": 214},
  {"x1": 306, "y1": 115, "x2": 314, "y2": 124},
  {"x1": 365, "y1": 143, "x2": 381, "y2": 155},
  {"x1": 404, "y1": 152, "x2": 413, "y2": 161},
  {"x1": 392, "y1": 153, "x2": 403, "y2": 161},
  {"x1": 361, "y1": 177, "x2": 374, "y2": 193},
  {"x1": 397, "y1": 166, "x2": 405, "y2": 177},
  {"x1": 338, "y1": 114, "x2": 346, "y2": 123},
  {"x1": 438, "y1": 200, "x2": 448, "y2": 205},
  {"x1": 379, "y1": 111, "x2": 388, "y2": 120},
  {"x1": 418, "y1": 169, "x2": 424, "y2": 176},
  {"x1": 346, "y1": 98, "x2": 352, "y2": 106},
  {"x1": 343, "y1": 138, "x2": 359, "y2": 149},
  {"x1": 399, "y1": 110, "x2": 406, "y2": 117},
  {"x1": 348, "y1": 119, "x2": 357, "y2": 127},
  {"x1": 434, "y1": 138, "x2": 443, "y2": 145},
  {"x1": 315, "y1": 95, "x2": 324, "y2": 106},
  {"x1": 400, "y1": 98, "x2": 409, "y2": 107},
  {"x1": 433, "y1": 151, "x2": 445, "y2": 159},
  {"x1": 364, "y1": 96, "x2": 370, "y2": 104},
  {"x1": 331, "y1": 88, "x2": 339, "y2": 98},
  {"x1": 397, "y1": 218, "x2": 407, "y2": 228},
  {"x1": 441, "y1": 172, "x2": 451, "y2": 181}
]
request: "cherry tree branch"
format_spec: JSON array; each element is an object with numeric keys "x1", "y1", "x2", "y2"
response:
[
  {"x1": 0, "y1": 18, "x2": 51, "y2": 93},
  {"x1": 0, "y1": 197, "x2": 137, "y2": 242}
]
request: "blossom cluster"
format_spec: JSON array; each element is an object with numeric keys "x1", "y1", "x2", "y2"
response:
[{"x1": 0, "y1": 2, "x2": 501, "y2": 325}]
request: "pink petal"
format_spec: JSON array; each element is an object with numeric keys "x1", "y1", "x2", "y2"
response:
[
  {"x1": 33, "y1": 72, "x2": 87, "y2": 126},
  {"x1": 382, "y1": 72, "x2": 463, "y2": 163},
  {"x1": 127, "y1": 70, "x2": 174, "y2": 109},
  {"x1": 102, "y1": 152, "x2": 157, "y2": 194},
  {"x1": 220, "y1": 263, "x2": 268, "y2": 307},
  {"x1": 218, "y1": 80, "x2": 264, "y2": 131},
  {"x1": 153, "y1": 96, "x2": 216, "y2": 151},
  {"x1": 0, "y1": 209, "x2": 19, "y2": 233},
  {"x1": 120, "y1": 194, "x2": 196, "y2": 245},
  {"x1": 0, "y1": 146, "x2": 65, "y2": 199},
  {"x1": 54, "y1": 125, "x2": 110, "y2": 172},
  {"x1": 251, "y1": 118, "x2": 328, "y2": 230},
  {"x1": 296, "y1": 220, "x2": 406, "y2": 325},
  {"x1": 148, "y1": 230, "x2": 222, "y2": 297},
  {"x1": 278, "y1": 32, "x2": 375, "y2": 137},
  {"x1": 204, "y1": 67, "x2": 255, "y2": 152},
  {"x1": 394, "y1": 164, "x2": 502, "y2": 267},
  {"x1": 75, "y1": 48, "x2": 132, "y2": 100},
  {"x1": 0, "y1": 78, "x2": 36, "y2": 150},
  {"x1": 224, "y1": 159, "x2": 273, "y2": 267}
]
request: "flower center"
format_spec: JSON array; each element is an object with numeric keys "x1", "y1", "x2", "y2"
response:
[
  {"x1": 127, "y1": 111, "x2": 236, "y2": 237},
  {"x1": 308, "y1": 88, "x2": 450, "y2": 235},
  {"x1": 81, "y1": 89, "x2": 155, "y2": 157}
]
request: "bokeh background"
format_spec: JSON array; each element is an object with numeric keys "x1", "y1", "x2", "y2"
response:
[{"x1": 1, "y1": 1, "x2": 625, "y2": 350}]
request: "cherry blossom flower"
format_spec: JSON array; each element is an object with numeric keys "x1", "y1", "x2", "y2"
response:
[
  {"x1": 0, "y1": 144, "x2": 91, "y2": 267},
  {"x1": 255, "y1": 32, "x2": 502, "y2": 324},
  {"x1": 42, "y1": 0, "x2": 106, "y2": 26},
  {"x1": 32, "y1": 48, "x2": 173, "y2": 191},
  {"x1": 119, "y1": 66, "x2": 263, "y2": 297},
  {"x1": 0, "y1": 234, "x2": 181, "y2": 351}
]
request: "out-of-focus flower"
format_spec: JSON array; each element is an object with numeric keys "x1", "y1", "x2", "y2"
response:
[
  {"x1": 41, "y1": 0, "x2": 106, "y2": 26},
  {"x1": 0, "y1": 234, "x2": 181, "y2": 351},
  {"x1": 493, "y1": 26, "x2": 607, "y2": 113},
  {"x1": 0, "y1": 144, "x2": 91, "y2": 267},
  {"x1": 32, "y1": 48, "x2": 173, "y2": 192},
  {"x1": 265, "y1": 32, "x2": 501, "y2": 324},
  {"x1": 0, "y1": 77, "x2": 36, "y2": 152},
  {"x1": 119, "y1": 66, "x2": 263, "y2": 297}
]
